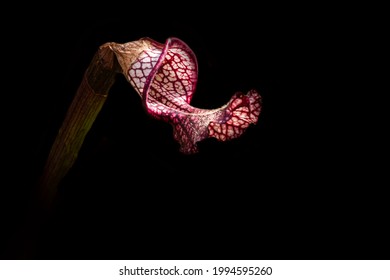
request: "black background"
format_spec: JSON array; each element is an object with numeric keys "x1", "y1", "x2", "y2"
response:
[{"x1": 2, "y1": 4, "x2": 387, "y2": 260}]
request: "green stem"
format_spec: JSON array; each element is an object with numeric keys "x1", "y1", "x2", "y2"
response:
[
  {"x1": 38, "y1": 45, "x2": 119, "y2": 211},
  {"x1": 5, "y1": 43, "x2": 126, "y2": 259}
]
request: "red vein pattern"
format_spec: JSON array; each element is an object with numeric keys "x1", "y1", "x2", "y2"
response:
[{"x1": 126, "y1": 37, "x2": 262, "y2": 154}]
